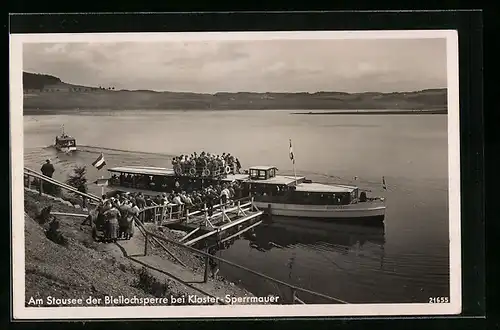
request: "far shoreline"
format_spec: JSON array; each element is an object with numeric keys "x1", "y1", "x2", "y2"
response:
[
  {"x1": 291, "y1": 110, "x2": 447, "y2": 115},
  {"x1": 23, "y1": 108, "x2": 448, "y2": 116}
]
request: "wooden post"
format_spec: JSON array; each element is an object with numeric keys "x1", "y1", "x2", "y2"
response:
[
  {"x1": 204, "y1": 203, "x2": 208, "y2": 227},
  {"x1": 27, "y1": 175, "x2": 31, "y2": 189},
  {"x1": 144, "y1": 233, "x2": 149, "y2": 256},
  {"x1": 153, "y1": 207, "x2": 157, "y2": 224},
  {"x1": 203, "y1": 251, "x2": 210, "y2": 283},
  {"x1": 291, "y1": 289, "x2": 296, "y2": 304},
  {"x1": 39, "y1": 178, "x2": 43, "y2": 195}
]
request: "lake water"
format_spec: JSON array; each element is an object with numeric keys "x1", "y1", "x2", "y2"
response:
[{"x1": 23, "y1": 110, "x2": 450, "y2": 304}]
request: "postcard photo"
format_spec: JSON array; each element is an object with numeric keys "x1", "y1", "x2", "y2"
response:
[{"x1": 10, "y1": 30, "x2": 460, "y2": 319}]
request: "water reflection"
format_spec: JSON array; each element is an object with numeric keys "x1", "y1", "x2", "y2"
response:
[
  {"x1": 205, "y1": 217, "x2": 387, "y2": 303},
  {"x1": 209, "y1": 217, "x2": 385, "y2": 255},
  {"x1": 245, "y1": 217, "x2": 385, "y2": 252}
]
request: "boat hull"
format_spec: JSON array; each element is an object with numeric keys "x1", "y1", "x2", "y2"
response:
[
  {"x1": 56, "y1": 146, "x2": 77, "y2": 153},
  {"x1": 253, "y1": 200, "x2": 386, "y2": 221}
]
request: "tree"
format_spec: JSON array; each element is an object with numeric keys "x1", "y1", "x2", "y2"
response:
[
  {"x1": 66, "y1": 165, "x2": 88, "y2": 194},
  {"x1": 66, "y1": 165, "x2": 89, "y2": 208}
]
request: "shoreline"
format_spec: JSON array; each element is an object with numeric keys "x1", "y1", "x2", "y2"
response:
[
  {"x1": 23, "y1": 108, "x2": 448, "y2": 116},
  {"x1": 292, "y1": 110, "x2": 447, "y2": 115}
]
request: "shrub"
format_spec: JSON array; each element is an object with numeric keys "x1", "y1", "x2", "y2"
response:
[
  {"x1": 134, "y1": 267, "x2": 171, "y2": 298},
  {"x1": 45, "y1": 218, "x2": 69, "y2": 247}
]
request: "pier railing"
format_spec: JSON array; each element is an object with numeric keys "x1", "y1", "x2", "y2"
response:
[
  {"x1": 134, "y1": 216, "x2": 348, "y2": 305},
  {"x1": 23, "y1": 167, "x2": 102, "y2": 207},
  {"x1": 137, "y1": 196, "x2": 257, "y2": 226}
]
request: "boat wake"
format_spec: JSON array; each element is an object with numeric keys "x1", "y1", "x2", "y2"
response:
[{"x1": 76, "y1": 145, "x2": 176, "y2": 158}]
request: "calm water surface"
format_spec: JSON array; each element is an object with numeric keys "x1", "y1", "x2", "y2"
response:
[{"x1": 23, "y1": 110, "x2": 450, "y2": 303}]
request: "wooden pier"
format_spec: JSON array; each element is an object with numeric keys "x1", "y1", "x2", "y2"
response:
[{"x1": 138, "y1": 197, "x2": 264, "y2": 247}]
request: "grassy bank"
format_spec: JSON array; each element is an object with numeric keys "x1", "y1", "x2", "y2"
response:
[
  {"x1": 24, "y1": 190, "x2": 184, "y2": 307},
  {"x1": 23, "y1": 190, "x2": 254, "y2": 307}
]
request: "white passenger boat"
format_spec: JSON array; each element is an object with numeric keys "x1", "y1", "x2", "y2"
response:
[
  {"x1": 228, "y1": 166, "x2": 385, "y2": 221},
  {"x1": 106, "y1": 164, "x2": 386, "y2": 222}
]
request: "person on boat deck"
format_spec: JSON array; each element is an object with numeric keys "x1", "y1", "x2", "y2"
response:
[
  {"x1": 193, "y1": 193, "x2": 203, "y2": 206},
  {"x1": 180, "y1": 191, "x2": 188, "y2": 203},
  {"x1": 134, "y1": 193, "x2": 144, "y2": 209},
  {"x1": 235, "y1": 158, "x2": 241, "y2": 173},
  {"x1": 184, "y1": 194, "x2": 193, "y2": 207},
  {"x1": 160, "y1": 192, "x2": 168, "y2": 204},
  {"x1": 228, "y1": 184, "x2": 236, "y2": 198},
  {"x1": 41, "y1": 159, "x2": 55, "y2": 178},
  {"x1": 174, "y1": 179, "x2": 181, "y2": 193},
  {"x1": 220, "y1": 186, "x2": 230, "y2": 205},
  {"x1": 221, "y1": 154, "x2": 226, "y2": 167},
  {"x1": 172, "y1": 193, "x2": 184, "y2": 205}
]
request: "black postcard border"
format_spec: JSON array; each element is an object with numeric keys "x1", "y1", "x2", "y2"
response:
[{"x1": 6, "y1": 10, "x2": 485, "y2": 328}]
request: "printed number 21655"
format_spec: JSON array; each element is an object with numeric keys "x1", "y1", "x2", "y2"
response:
[{"x1": 429, "y1": 297, "x2": 449, "y2": 303}]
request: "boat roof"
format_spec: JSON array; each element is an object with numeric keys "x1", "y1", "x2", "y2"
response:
[
  {"x1": 295, "y1": 182, "x2": 356, "y2": 193},
  {"x1": 221, "y1": 174, "x2": 250, "y2": 182},
  {"x1": 108, "y1": 166, "x2": 175, "y2": 176},
  {"x1": 247, "y1": 175, "x2": 305, "y2": 185},
  {"x1": 57, "y1": 135, "x2": 75, "y2": 140},
  {"x1": 249, "y1": 166, "x2": 278, "y2": 171}
]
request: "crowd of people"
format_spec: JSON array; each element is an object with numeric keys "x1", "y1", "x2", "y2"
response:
[
  {"x1": 171, "y1": 152, "x2": 242, "y2": 177},
  {"x1": 94, "y1": 194, "x2": 140, "y2": 242},
  {"x1": 93, "y1": 180, "x2": 248, "y2": 242}
]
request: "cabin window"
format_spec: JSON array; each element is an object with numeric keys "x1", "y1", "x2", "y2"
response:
[
  {"x1": 249, "y1": 169, "x2": 268, "y2": 180},
  {"x1": 249, "y1": 169, "x2": 259, "y2": 179}
]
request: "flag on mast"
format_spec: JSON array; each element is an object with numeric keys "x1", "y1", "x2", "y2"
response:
[
  {"x1": 92, "y1": 153, "x2": 106, "y2": 170},
  {"x1": 289, "y1": 139, "x2": 295, "y2": 164},
  {"x1": 382, "y1": 176, "x2": 387, "y2": 190}
]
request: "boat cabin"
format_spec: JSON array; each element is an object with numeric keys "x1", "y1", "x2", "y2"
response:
[
  {"x1": 244, "y1": 166, "x2": 359, "y2": 206},
  {"x1": 248, "y1": 166, "x2": 278, "y2": 180},
  {"x1": 55, "y1": 134, "x2": 76, "y2": 148},
  {"x1": 108, "y1": 167, "x2": 177, "y2": 193}
]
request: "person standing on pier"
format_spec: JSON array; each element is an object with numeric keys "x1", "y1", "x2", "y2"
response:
[{"x1": 40, "y1": 159, "x2": 55, "y2": 194}]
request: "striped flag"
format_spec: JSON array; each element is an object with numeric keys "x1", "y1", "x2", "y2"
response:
[
  {"x1": 382, "y1": 176, "x2": 387, "y2": 190},
  {"x1": 92, "y1": 153, "x2": 106, "y2": 170},
  {"x1": 289, "y1": 139, "x2": 295, "y2": 164}
]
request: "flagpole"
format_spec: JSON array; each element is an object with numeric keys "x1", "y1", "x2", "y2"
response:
[
  {"x1": 293, "y1": 159, "x2": 297, "y2": 186},
  {"x1": 289, "y1": 139, "x2": 297, "y2": 186},
  {"x1": 101, "y1": 175, "x2": 104, "y2": 197}
]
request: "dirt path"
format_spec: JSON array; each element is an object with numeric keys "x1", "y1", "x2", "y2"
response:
[{"x1": 100, "y1": 228, "x2": 255, "y2": 304}]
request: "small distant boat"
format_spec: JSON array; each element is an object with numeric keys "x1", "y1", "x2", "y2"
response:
[{"x1": 54, "y1": 125, "x2": 77, "y2": 153}]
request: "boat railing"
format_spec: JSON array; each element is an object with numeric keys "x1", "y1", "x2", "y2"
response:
[{"x1": 173, "y1": 163, "x2": 236, "y2": 178}]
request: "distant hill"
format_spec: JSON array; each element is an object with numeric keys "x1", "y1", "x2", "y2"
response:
[
  {"x1": 23, "y1": 72, "x2": 62, "y2": 90},
  {"x1": 22, "y1": 72, "x2": 448, "y2": 112}
]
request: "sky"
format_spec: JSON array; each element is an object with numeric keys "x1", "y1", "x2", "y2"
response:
[{"x1": 22, "y1": 38, "x2": 448, "y2": 93}]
